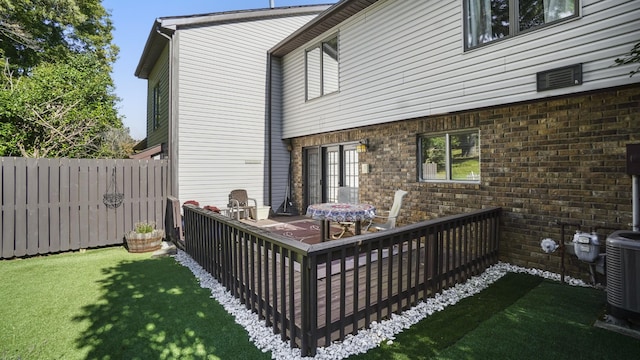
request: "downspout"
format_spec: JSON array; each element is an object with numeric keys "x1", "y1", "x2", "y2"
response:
[
  {"x1": 156, "y1": 25, "x2": 178, "y2": 198},
  {"x1": 267, "y1": 52, "x2": 273, "y2": 207},
  {"x1": 633, "y1": 175, "x2": 639, "y2": 231}
]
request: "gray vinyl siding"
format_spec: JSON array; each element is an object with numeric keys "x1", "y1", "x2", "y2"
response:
[
  {"x1": 146, "y1": 45, "x2": 170, "y2": 148},
  {"x1": 176, "y1": 15, "x2": 317, "y2": 209},
  {"x1": 280, "y1": 0, "x2": 640, "y2": 138}
]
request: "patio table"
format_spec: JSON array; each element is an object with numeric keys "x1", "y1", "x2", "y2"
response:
[{"x1": 306, "y1": 202, "x2": 376, "y2": 241}]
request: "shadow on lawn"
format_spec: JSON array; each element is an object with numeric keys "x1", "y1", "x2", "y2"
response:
[{"x1": 72, "y1": 255, "x2": 269, "y2": 359}]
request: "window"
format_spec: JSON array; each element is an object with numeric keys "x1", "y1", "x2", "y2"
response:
[
  {"x1": 419, "y1": 130, "x2": 480, "y2": 182},
  {"x1": 306, "y1": 35, "x2": 339, "y2": 100},
  {"x1": 152, "y1": 84, "x2": 160, "y2": 130},
  {"x1": 465, "y1": 0, "x2": 578, "y2": 49}
]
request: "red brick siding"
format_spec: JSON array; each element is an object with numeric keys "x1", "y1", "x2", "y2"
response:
[{"x1": 289, "y1": 84, "x2": 640, "y2": 280}]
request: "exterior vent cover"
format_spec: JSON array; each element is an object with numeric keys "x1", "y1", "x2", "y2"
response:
[{"x1": 537, "y1": 64, "x2": 582, "y2": 91}]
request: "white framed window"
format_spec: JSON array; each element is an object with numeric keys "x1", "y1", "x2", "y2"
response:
[
  {"x1": 305, "y1": 35, "x2": 339, "y2": 101},
  {"x1": 152, "y1": 83, "x2": 160, "y2": 130},
  {"x1": 419, "y1": 130, "x2": 480, "y2": 182},
  {"x1": 464, "y1": 0, "x2": 579, "y2": 50}
]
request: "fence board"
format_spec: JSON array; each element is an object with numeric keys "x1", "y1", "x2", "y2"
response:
[
  {"x1": 111, "y1": 160, "x2": 123, "y2": 242},
  {"x1": 79, "y1": 160, "x2": 90, "y2": 248},
  {"x1": 69, "y1": 159, "x2": 81, "y2": 250},
  {"x1": 59, "y1": 158, "x2": 71, "y2": 252},
  {"x1": 14, "y1": 158, "x2": 27, "y2": 257},
  {"x1": 2, "y1": 158, "x2": 16, "y2": 258},
  {"x1": 27, "y1": 158, "x2": 39, "y2": 255},
  {"x1": 87, "y1": 160, "x2": 98, "y2": 248},
  {"x1": 123, "y1": 164, "x2": 133, "y2": 238},
  {"x1": 38, "y1": 159, "x2": 50, "y2": 254},
  {"x1": 49, "y1": 160, "x2": 61, "y2": 253},
  {"x1": 0, "y1": 157, "x2": 168, "y2": 259},
  {"x1": 96, "y1": 160, "x2": 108, "y2": 245},
  {"x1": 132, "y1": 162, "x2": 141, "y2": 226}
]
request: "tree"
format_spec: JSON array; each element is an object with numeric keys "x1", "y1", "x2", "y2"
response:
[
  {"x1": 97, "y1": 127, "x2": 138, "y2": 159},
  {"x1": 0, "y1": 54, "x2": 130, "y2": 158},
  {"x1": 0, "y1": 0, "x2": 117, "y2": 73},
  {"x1": 615, "y1": 41, "x2": 640, "y2": 77},
  {"x1": 0, "y1": 0, "x2": 133, "y2": 158}
]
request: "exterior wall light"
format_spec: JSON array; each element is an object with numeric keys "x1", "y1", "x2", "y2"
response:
[{"x1": 356, "y1": 139, "x2": 369, "y2": 153}]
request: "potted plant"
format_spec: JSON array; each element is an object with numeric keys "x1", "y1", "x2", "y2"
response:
[{"x1": 125, "y1": 221, "x2": 164, "y2": 253}]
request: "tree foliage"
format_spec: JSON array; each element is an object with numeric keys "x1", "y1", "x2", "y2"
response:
[
  {"x1": 0, "y1": 0, "x2": 117, "y2": 74},
  {"x1": 0, "y1": 0, "x2": 134, "y2": 158},
  {"x1": 0, "y1": 54, "x2": 130, "y2": 158},
  {"x1": 615, "y1": 41, "x2": 640, "y2": 77}
]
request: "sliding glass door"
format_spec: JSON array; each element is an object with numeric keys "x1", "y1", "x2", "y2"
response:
[{"x1": 304, "y1": 143, "x2": 358, "y2": 208}]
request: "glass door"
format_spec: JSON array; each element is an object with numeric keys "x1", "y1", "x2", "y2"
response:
[
  {"x1": 325, "y1": 145, "x2": 341, "y2": 203},
  {"x1": 304, "y1": 143, "x2": 359, "y2": 207},
  {"x1": 303, "y1": 147, "x2": 322, "y2": 208}
]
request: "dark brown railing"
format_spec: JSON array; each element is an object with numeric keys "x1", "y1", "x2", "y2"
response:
[{"x1": 183, "y1": 205, "x2": 501, "y2": 356}]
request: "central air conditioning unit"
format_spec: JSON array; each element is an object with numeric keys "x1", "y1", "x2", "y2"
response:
[{"x1": 606, "y1": 230, "x2": 640, "y2": 320}]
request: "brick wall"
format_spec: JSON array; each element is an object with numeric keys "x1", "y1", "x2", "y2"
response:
[{"x1": 289, "y1": 84, "x2": 640, "y2": 280}]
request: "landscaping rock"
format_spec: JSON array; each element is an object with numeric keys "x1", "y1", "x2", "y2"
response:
[{"x1": 151, "y1": 241, "x2": 177, "y2": 258}]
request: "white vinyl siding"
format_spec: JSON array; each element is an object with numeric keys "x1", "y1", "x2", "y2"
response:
[
  {"x1": 280, "y1": 0, "x2": 640, "y2": 139},
  {"x1": 175, "y1": 15, "x2": 317, "y2": 208}
]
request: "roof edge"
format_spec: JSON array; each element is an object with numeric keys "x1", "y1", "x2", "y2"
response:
[
  {"x1": 270, "y1": 0, "x2": 379, "y2": 57},
  {"x1": 134, "y1": 5, "x2": 331, "y2": 79},
  {"x1": 159, "y1": 5, "x2": 331, "y2": 27}
]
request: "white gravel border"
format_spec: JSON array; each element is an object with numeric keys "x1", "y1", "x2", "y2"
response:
[{"x1": 173, "y1": 250, "x2": 589, "y2": 360}]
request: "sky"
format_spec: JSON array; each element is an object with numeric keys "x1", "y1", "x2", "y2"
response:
[{"x1": 103, "y1": 0, "x2": 338, "y2": 141}]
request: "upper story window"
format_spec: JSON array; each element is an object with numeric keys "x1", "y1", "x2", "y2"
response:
[
  {"x1": 465, "y1": 0, "x2": 578, "y2": 50},
  {"x1": 306, "y1": 35, "x2": 339, "y2": 101},
  {"x1": 152, "y1": 83, "x2": 160, "y2": 130},
  {"x1": 419, "y1": 130, "x2": 480, "y2": 182}
]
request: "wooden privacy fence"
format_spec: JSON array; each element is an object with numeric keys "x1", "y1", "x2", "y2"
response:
[
  {"x1": 183, "y1": 205, "x2": 501, "y2": 356},
  {"x1": 1, "y1": 157, "x2": 168, "y2": 259}
]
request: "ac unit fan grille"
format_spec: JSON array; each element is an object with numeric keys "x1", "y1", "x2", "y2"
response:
[{"x1": 606, "y1": 245, "x2": 624, "y2": 306}]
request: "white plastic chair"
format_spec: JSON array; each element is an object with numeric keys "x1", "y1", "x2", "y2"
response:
[
  {"x1": 332, "y1": 187, "x2": 358, "y2": 239},
  {"x1": 365, "y1": 189, "x2": 408, "y2": 231}
]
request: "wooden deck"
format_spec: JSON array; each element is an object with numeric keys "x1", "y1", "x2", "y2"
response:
[
  {"x1": 185, "y1": 206, "x2": 501, "y2": 355},
  {"x1": 238, "y1": 217, "x2": 471, "y2": 347}
]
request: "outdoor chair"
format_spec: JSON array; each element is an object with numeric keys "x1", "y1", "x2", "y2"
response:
[
  {"x1": 365, "y1": 189, "x2": 408, "y2": 232},
  {"x1": 333, "y1": 186, "x2": 358, "y2": 239},
  {"x1": 227, "y1": 189, "x2": 257, "y2": 221}
]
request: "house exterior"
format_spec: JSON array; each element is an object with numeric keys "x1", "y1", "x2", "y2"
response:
[
  {"x1": 134, "y1": 5, "x2": 330, "y2": 210},
  {"x1": 268, "y1": 0, "x2": 640, "y2": 276}
]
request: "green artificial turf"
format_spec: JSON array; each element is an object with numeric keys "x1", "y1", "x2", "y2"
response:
[
  {"x1": 0, "y1": 247, "x2": 269, "y2": 360},
  {"x1": 349, "y1": 273, "x2": 640, "y2": 360},
  {"x1": 349, "y1": 273, "x2": 544, "y2": 359},
  {"x1": 436, "y1": 278, "x2": 639, "y2": 360},
  {"x1": 2, "y1": 249, "x2": 639, "y2": 360}
]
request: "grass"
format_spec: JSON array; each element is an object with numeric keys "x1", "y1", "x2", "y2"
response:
[
  {"x1": 1, "y1": 247, "x2": 639, "y2": 359},
  {"x1": 0, "y1": 247, "x2": 269, "y2": 360},
  {"x1": 351, "y1": 273, "x2": 639, "y2": 360}
]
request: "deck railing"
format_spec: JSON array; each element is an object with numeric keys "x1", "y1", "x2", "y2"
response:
[{"x1": 182, "y1": 205, "x2": 501, "y2": 356}]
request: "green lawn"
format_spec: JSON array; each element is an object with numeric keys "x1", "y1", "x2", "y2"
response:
[
  {"x1": 1, "y1": 247, "x2": 638, "y2": 360},
  {"x1": 0, "y1": 247, "x2": 269, "y2": 360}
]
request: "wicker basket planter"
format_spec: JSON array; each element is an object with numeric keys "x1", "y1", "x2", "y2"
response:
[{"x1": 125, "y1": 228, "x2": 164, "y2": 253}]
